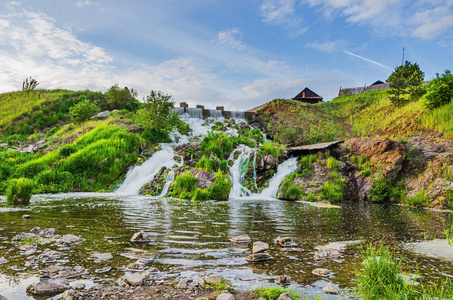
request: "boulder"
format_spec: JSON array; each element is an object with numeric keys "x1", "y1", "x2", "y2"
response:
[
  {"x1": 130, "y1": 230, "x2": 150, "y2": 243},
  {"x1": 22, "y1": 214, "x2": 31, "y2": 219},
  {"x1": 252, "y1": 241, "x2": 269, "y2": 254},
  {"x1": 314, "y1": 245, "x2": 342, "y2": 260},
  {"x1": 26, "y1": 279, "x2": 70, "y2": 295},
  {"x1": 61, "y1": 234, "x2": 84, "y2": 246},
  {"x1": 61, "y1": 289, "x2": 76, "y2": 299},
  {"x1": 312, "y1": 268, "x2": 331, "y2": 276},
  {"x1": 274, "y1": 237, "x2": 296, "y2": 247},
  {"x1": 195, "y1": 170, "x2": 216, "y2": 189},
  {"x1": 275, "y1": 275, "x2": 291, "y2": 285},
  {"x1": 204, "y1": 275, "x2": 223, "y2": 285},
  {"x1": 342, "y1": 137, "x2": 406, "y2": 179},
  {"x1": 177, "y1": 278, "x2": 190, "y2": 289},
  {"x1": 323, "y1": 283, "x2": 338, "y2": 294},
  {"x1": 124, "y1": 273, "x2": 147, "y2": 286},
  {"x1": 277, "y1": 293, "x2": 293, "y2": 300},
  {"x1": 41, "y1": 265, "x2": 85, "y2": 279},
  {"x1": 92, "y1": 253, "x2": 113, "y2": 261},
  {"x1": 217, "y1": 293, "x2": 235, "y2": 300},
  {"x1": 0, "y1": 257, "x2": 8, "y2": 264},
  {"x1": 90, "y1": 110, "x2": 110, "y2": 120},
  {"x1": 127, "y1": 261, "x2": 147, "y2": 271},
  {"x1": 229, "y1": 234, "x2": 251, "y2": 244},
  {"x1": 245, "y1": 252, "x2": 273, "y2": 262}
]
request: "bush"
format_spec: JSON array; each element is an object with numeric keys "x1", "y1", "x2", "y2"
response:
[
  {"x1": 306, "y1": 194, "x2": 317, "y2": 202},
  {"x1": 105, "y1": 84, "x2": 138, "y2": 110},
  {"x1": 321, "y1": 180, "x2": 344, "y2": 202},
  {"x1": 195, "y1": 156, "x2": 218, "y2": 173},
  {"x1": 6, "y1": 178, "x2": 34, "y2": 204},
  {"x1": 285, "y1": 185, "x2": 302, "y2": 200},
  {"x1": 370, "y1": 175, "x2": 400, "y2": 203},
  {"x1": 142, "y1": 128, "x2": 171, "y2": 143},
  {"x1": 171, "y1": 171, "x2": 198, "y2": 199},
  {"x1": 69, "y1": 96, "x2": 100, "y2": 123},
  {"x1": 208, "y1": 171, "x2": 232, "y2": 200},
  {"x1": 326, "y1": 156, "x2": 339, "y2": 170},
  {"x1": 300, "y1": 154, "x2": 317, "y2": 169},
  {"x1": 424, "y1": 70, "x2": 453, "y2": 110},
  {"x1": 60, "y1": 144, "x2": 78, "y2": 157},
  {"x1": 259, "y1": 142, "x2": 285, "y2": 158},
  {"x1": 200, "y1": 132, "x2": 234, "y2": 160},
  {"x1": 254, "y1": 287, "x2": 300, "y2": 300},
  {"x1": 406, "y1": 190, "x2": 429, "y2": 207},
  {"x1": 219, "y1": 160, "x2": 229, "y2": 173},
  {"x1": 35, "y1": 170, "x2": 73, "y2": 193}
]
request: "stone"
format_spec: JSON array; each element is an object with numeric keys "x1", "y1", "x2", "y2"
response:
[
  {"x1": 278, "y1": 293, "x2": 293, "y2": 300},
  {"x1": 124, "y1": 272, "x2": 147, "y2": 286},
  {"x1": 0, "y1": 237, "x2": 7, "y2": 241},
  {"x1": 274, "y1": 237, "x2": 296, "y2": 247},
  {"x1": 323, "y1": 283, "x2": 338, "y2": 294},
  {"x1": 312, "y1": 268, "x2": 331, "y2": 277},
  {"x1": 22, "y1": 214, "x2": 31, "y2": 219},
  {"x1": 61, "y1": 289, "x2": 76, "y2": 299},
  {"x1": 121, "y1": 252, "x2": 153, "y2": 261},
  {"x1": 12, "y1": 232, "x2": 36, "y2": 241},
  {"x1": 127, "y1": 261, "x2": 147, "y2": 271},
  {"x1": 0, "y1": 143, "x2": 8, "y2": 147},
  {"x1": 195, "y1": 170, "x2": 216, "y2": 189},
  {"x1": 314, "y1": 245, "x2": 342, "y2": 260},
  {"x1": 73, "y1": 283, "x2": 86, "y2": 290},
  {"x1": 177, "y1": 278, "x2": 190, "y2": 289},
  {"x1": 275, "y1": 275, "x2": 291, "y2": 285},
  {"x1": 245, "y1": 252, "x2": 273, "y2": 262},
  {"x1": 252, "y1": 241, "x2": 269, "y2": 254},
  {"x1": 41, "y1": 265, "x2": 85, "y2": 279},
  {"x1": 90, "y1": 110, "x2": 110, "y2": 120},
  {"x1": 0, "y1": 257, "x2": 9, "y2": 264},
  {"x1": 95, "y1": 267, "x2": 111, "y2": 274},
  {"x1": 26, "y1": 279, "x2": 70, "y2": 295},
  {"x1": 204, "y1": 275, "x2": 223, "y2": 285},
  {"x1": 61, "y1": 234, "x2": 84, "y2": 246},
  {"x1": 229, "y1": 234, "x2": 251, "y2": 243},
  {"x1": 92, "y1": 253, "x2": 113, "y2": 261},
  {"x1": 30, "y1": 227, "x2": 41, "y2": 233},
  {"x1": 217, "y1": 293, "x2": 235, "y2": 300},
  {"x1": 130, "y1": 230, "x2": 150, "y2": 243}
]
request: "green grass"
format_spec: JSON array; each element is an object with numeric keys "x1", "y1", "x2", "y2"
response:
[{"x1": 254, "y1": 287, "x2": 300, "y2": 300}]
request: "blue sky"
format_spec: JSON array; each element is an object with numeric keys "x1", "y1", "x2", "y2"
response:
[{"x1": 0, "y1": 0, "x2": 452, "y2": 110}]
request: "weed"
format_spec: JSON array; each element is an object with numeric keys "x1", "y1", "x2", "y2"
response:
[
  {"x1": 406, "y1": 190, "x2": 429, "y2": 207},
  {"x1": 306, "y1": 194, "x2": 317, "y2": 202},
  {"x1": 254, "y1": 287, "x2": 300, "y2": 300},
  {"x1": 6, "y1": 177, "x2": 34, "y2": 204},
  {"x1": 285, "y1": 185, "x2": 302, "y2": 200},
  {"x1": 326, "y1": 156, "x2": 339, "y2": 170}
]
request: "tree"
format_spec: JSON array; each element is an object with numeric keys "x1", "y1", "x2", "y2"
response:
[
  {"x1": 69, "y1": 96, "x2": 100, "y2": 123},
  {"x1": 139, "y1": 90, "x2": 179, "y2": 143},
  {"x1": 22, "y1": 77, "x2": 39, "y2": 91},
  {"x1": 386, "y1": 61, "x2": 424, "y2": 107},
  {"x1": 424, "y1": 70, "x2": 453, "y2": 110},
  {"x1": 105, "y1": 84, "x2": 138, "y2": 110}
]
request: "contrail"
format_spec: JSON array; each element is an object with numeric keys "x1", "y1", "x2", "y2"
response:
[{"x1": 343, "y1": 50, "x2": 393, "y2": 71}]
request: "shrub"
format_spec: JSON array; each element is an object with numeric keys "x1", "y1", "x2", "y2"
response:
[
  {"x1": 200, "y1": 132, "x2": 234, "y2": 160},
  {"x1": 370, "y1": 175, "x2": 400, "y2": 203},
  {"x1": 300, "y1": 154, "x2": 317, "y2": 169},
  {"x1": 69, "y1": 96, "x2": 100, "y2": 123},
  {"x1": 105, "y1": 84, "x2": 138, "y2": 110},
  {"x1": 219, "y1": 160, "x2": 229, "y2": 173},
  {"x1": 259, "y1": 142, "x2": 285, "y2": 158},
  {"x1": 60, "y1": 144, "x2": 78, "y2": 157},
  {"x1": 171, "y1": 171, "x2": 198, "y2": 199},
  {"x1": 17, "y1": 160, "x2": 46, "y2": 178},
  {"x1": 142, "y1": 128, "x2": 171, "y2": 143},
  {"x1": 6, "y1": 178, "x2": 34, "y2": 204},
  {"x1": 424, "y1": 70, "x2": 453, "y2": 110},
  {"x1": 326, "y1": 156, "x2": 339, "y2": 170},
  {"x1": 285, "y1": 185, "x2": 302, "y2": 200},
  {"x1": 321, "y1": 180, "x2": 344, "y2": 202},
  {"x1": 406, "y1": 190, "x2": 429, "y2": 207},
  {"x1": 306, "y1": 194, "x2": 317, "y2": 202},
  {"x1": 192, "y1": 188, "x2": 211, "y2": 201},
  {"x1": 208, "y1": 171, "x2": 232, "y2": 200},
  {"x1": 195, "y1": 156, "x2": 218, "y2": 173},
  {"x1": 35, "y1": 170, "x2": 73, "y2": 193}
]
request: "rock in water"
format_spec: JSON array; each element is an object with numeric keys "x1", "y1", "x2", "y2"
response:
[
  {"x1": 245, "y1": 252, "x2": 273, "y2": 262},
  {"x1": 130, "y1": 230, "x2": 150, "y2": 243},
  {"x1": 61, "y1": 234, "x2": 84, "y2": 246},
  {"x1": 22, "y1": 214, "x2": 31, "y2": 219},
  {"x1": 275, "y1": 275, "x2": 291, "y2": 285},
  {"x1": 323, "y1": 283, "x2": 338, "y2": 294},
  {"x1": 204, "y1": 275, "x2": 223, "y2": 285},
  {"x1": 41, "y1": 265, "x2": 85, "y2": 279},
  {"x1": 252, "y1": 241, "x2": 269, "y2": 253},
  {"x1": 314, "y1": 245, "x2": 342, "y2": 259},
  {"x1": 274, "y1": 237, "x2": 296, "y2": 247},
  {"x1": 26, "y1": 279, "x2": 69, "y2": 295},
  {"x1": 312, "y1": 268, "x2": 331, "y2": 276},
  {"x1": 229, "y1": 234, "x2": 251, "y2": 244}
]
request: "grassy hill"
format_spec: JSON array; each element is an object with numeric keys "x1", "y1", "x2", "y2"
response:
[{"x1": 254, "y1": 88, "x2": 453, "y2": 145}]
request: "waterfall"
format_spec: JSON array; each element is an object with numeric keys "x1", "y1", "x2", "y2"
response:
[
  {"x1": 259, "y1": 157, "x2": 298, "y2": 199},
  {"x1": 228, "y1": 145, "x2": 254, "y2": 199},
  {"x1": 115, "y1": 144, "x2": 177, "y2": 195},
  {"x1": 230, "y1": 111, "x2": 245, "y2": 119},
  {"x1": 208, "y1": 109, "x2": 223, "y2": 118},
  {"x1": 158, "y1": 171, "x2": 175, "y2": 197},
  {"x1": 116, "y1": 111, "x2": 298, "y2": 200}
]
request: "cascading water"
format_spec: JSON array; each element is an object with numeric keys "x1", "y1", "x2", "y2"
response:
[
  {"x1": 115, "y1": 144, "x2": 178, "y2": 195},
  {"x1": 116, "y1": 108, "x2": 298, "y2": 200},
  {"x1": 228, "y1": 145, "x2": 254, "y2": 199},
  {"x1": 208, "y1": 109, "x2": 223, "y2": 118}
]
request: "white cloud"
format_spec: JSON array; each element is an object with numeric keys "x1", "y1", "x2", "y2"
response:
[
  {"x1": 305, "y1": 0, "x2": 453, "y2": 39},
  {"x1": 260, "y1": 0, "x2": 308, "y2": 35},
  {"x1": 76, "y1": 0, "x2": 94, "y2": 7},
  {"x1": 306, "y1": 40, "x2": 345, "y2": 52},
  {"x1": 216, "y1": 28, "x2": 247, "y2": 51}
]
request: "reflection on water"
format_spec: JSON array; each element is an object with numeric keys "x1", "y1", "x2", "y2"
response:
[{"x1": 0, "y1": 194, "x2": 453, "y2": 299}]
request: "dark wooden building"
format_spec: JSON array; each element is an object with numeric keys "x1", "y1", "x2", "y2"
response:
[{"x1": 292, "y1": 87, "x2": 323, "y2": 104}]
